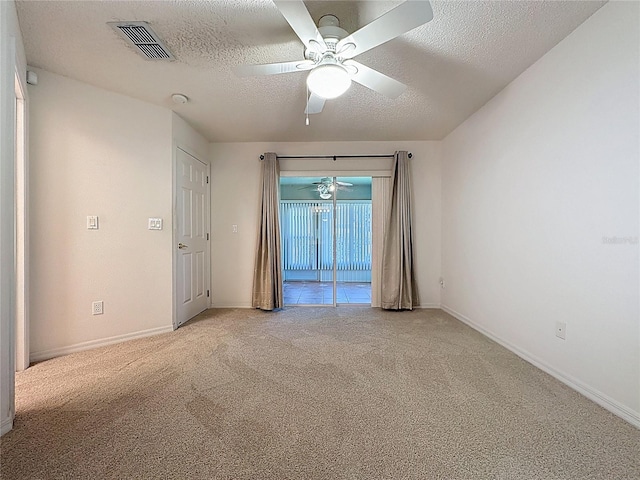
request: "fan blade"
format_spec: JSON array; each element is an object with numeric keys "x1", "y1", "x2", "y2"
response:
[
  {"x1": 273, "y1": 0, "x2": 327, "y2": 52},
  {"x1": 304, "y1": 92, "x2": 326, "y2": 114},
  {"x1": 345, "y1": 61, "x2": 407, "y2": 99},
  {"x1": 336, "y1": 0, "x2": 433, "y2": 59},
  {"x1": 336, "y1": 181, "x2": 353, "y2": 186},
  {"x1": 235, "y1": 60, "x2": 313, "y2": 77},
  {"x1": 312, "y1": 178, "x2": 332, "y2": 185}
]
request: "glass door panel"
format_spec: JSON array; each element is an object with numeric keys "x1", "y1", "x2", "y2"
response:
[
  {"x1": 335, "y1": 177, "x2": 372, "y2": 304},
  {"x1": 280, "y1": 177, "x2": 334, "y2": 305}
]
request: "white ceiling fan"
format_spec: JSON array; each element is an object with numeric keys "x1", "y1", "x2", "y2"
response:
[
  {"x1": 235, "y1": 0, "x2": 434, "y2": 115},
  {"x1": 297, "y1": 177, "x2": 354, "y2": 199},
  {"x1": 313, "y1": 177, "x2": 352, "y2": 199}
]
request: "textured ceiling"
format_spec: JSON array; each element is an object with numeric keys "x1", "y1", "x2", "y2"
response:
[{"x1": 16, "y1": 0, "x2": 606, "y2": 142}]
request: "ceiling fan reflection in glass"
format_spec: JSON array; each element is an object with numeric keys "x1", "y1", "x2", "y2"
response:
[
  {"x1": 314, "y1": 177, "x2": 352, "y2": 199},
  {"x1": 317, "y1": 183, "x2": 333, "y2": 199}
]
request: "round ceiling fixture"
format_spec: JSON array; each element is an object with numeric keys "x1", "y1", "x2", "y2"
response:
[
  {"x1": 306, "y1": 60, "x2": 351, "y2": 99},
  {"x1": 171, "y1": 93, "x2": 189, "y2": 104}
]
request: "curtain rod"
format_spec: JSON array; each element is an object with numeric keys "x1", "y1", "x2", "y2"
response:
[{"x1": 259, "y1": 153, "x2": 412, "y2": 161}]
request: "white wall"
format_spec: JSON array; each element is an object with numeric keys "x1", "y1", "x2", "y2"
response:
[
  {"x1": 210, "y1": 141, "x2": 441, "y2": 308},
  {"x1": 0, "y1": 0, "x2": 26, "y2": 436},
  {"x1": 441, "y1": 1, "x2": 639, "y2": 426},
  {"x1": 172, "y1": 112, "x2": 209, "y2": 163},
  {"x1": 28, "y1": 69, "x2": 175, "y2": 360}
]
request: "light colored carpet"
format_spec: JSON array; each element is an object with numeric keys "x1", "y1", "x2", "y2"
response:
[{"x1": 1, "y1": 307, "x2": 638, "y2": 479}]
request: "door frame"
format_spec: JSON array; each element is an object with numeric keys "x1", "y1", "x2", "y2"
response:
[
  {"x1": 14, "y1": 64, "x2": 28, "y2": 371},
  {"x1": 172, "y1": 144, "x2": 211, "y2": 330},
  {"x1": 280, "y1": 171, "x2": 388, "y2": 307}
]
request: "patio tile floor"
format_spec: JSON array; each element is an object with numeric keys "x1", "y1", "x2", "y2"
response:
[{"x1": 283, "y1": 281, "x2": 371, "y2": 305}]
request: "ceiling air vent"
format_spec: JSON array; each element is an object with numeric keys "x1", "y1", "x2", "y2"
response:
[{"x1": 108, "y1": 21, "x2": 175, "y2": 60}]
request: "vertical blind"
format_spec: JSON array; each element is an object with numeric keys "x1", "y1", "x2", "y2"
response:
[{"x1": 280, "y1": 201, "x2": 372, "y2": 275}]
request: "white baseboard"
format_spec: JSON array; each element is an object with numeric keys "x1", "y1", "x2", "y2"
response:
[
  {"x1": 416, "y1": 303, "x2": 441, "y2": 309},
  {"x1": 30, "y1": 325, "x2": 174, "y2": 363},
  {"x1": 441, "y1": 304, "x2": 640, "y2": 429},
  {"x1": 1, "y1": 416, "x2": 13, "y2": 436}
]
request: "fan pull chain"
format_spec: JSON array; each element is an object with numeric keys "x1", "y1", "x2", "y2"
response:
[{"x1": 306, "y1": 85, "x2": 310, "y2": 126}]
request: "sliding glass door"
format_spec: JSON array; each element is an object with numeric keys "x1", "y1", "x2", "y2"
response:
[{"x1": 280, "y1": 176, "x2": 372, "y2": 306}]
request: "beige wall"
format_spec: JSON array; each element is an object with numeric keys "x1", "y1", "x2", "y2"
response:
[
  {"x1": 29, "y1": 69, "x2": 175, "y2": 360},
  {"x1": 441, "y1": 1, "x2": 639, "y2": 425},
  {"x1": 209, "y1": 141, "x2": 441, "y2": 308},
  {"x1": 172, "y1": 112, "x2": 209, "y2": 163}
]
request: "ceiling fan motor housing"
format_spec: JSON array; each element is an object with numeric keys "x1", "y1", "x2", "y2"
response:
[
  {"x1": 318, "y1": 15, "x2": 348, "y2": 49},
  {"x1": 305, "y1": 14, "x2": 348, "y2": 60}
]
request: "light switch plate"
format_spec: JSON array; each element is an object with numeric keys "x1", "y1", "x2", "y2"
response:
[
  {"x1": 555, "y1": 321, "x2": 566, "y2": 340},
  {"x1": 87, "y1": 216, "x2": 99, "y2": 230},
  {"x1": 148, "y1": 218, "x2": 163, "y2": 230}
]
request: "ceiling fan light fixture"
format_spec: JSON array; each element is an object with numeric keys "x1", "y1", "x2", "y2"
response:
[
  {"x1": 317, "y1": 183, "x2": 333, "y2": 199},
  {"x1": 307, "y1": 63, "x2": 351, "y2": 99}
]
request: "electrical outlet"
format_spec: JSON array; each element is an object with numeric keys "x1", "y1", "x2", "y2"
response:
[
  {"x1": 232, "y1": 224, "x2": 238, "y2": 233},
  {"x1": 555, "y1": 321, "x2": 566, "y2": 340},
  {"x1": 92, "y1": 301, "x2": 103, "y2": 315},
  {"x1": 439, "y1": 277, "x2": 446, "y2": 289}
]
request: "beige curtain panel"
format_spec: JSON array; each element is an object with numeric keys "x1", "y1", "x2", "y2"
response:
[
  {"x1": 381, "y1": 151, "x2": 419, "y2": 310},
  {"x1": 252, "y1": 152, "x2": 283, "y2": 310}
]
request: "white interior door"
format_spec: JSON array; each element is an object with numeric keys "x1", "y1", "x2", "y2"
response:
[{"x1": 176, "y1": 147, "x2": 209, "y2": 327}]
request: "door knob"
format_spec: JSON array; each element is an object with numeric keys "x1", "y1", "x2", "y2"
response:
[{"x1": 178, "y1": 243, "x2": 188, "y2": 249}]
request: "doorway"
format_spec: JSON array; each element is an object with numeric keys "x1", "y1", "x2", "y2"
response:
[
  {"x1": 14, "y1": 70, "x2": 28, "y2": 372},
  {"x1": 279, "y1": 176, "x2": 372, "y2": 306},
  {"x1": 174, "y1": 147, "x2": 210, "y2": 328}
]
